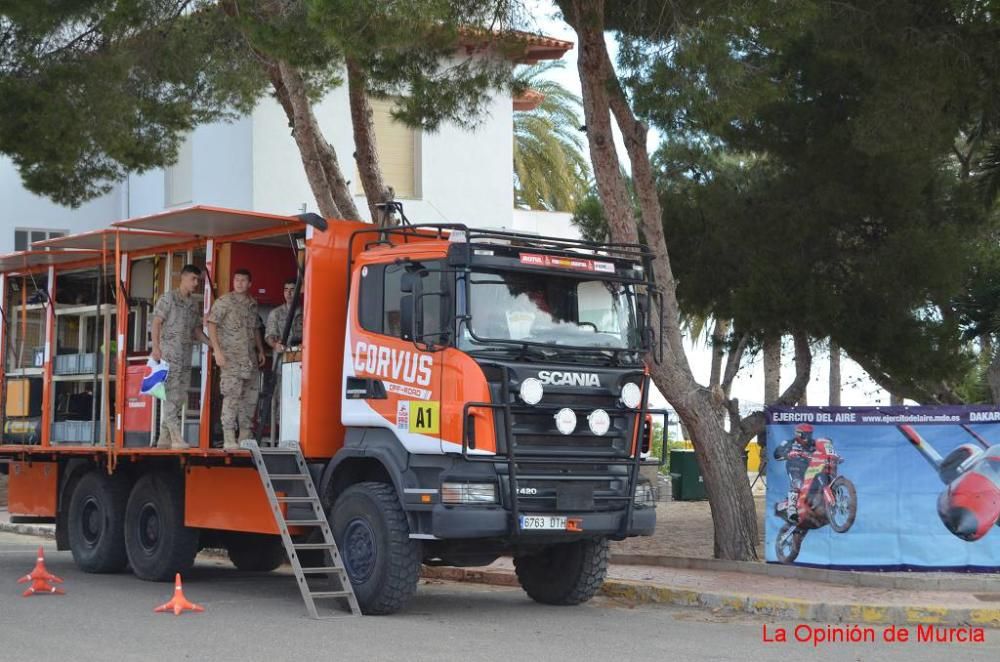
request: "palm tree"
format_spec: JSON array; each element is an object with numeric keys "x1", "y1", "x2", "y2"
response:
[{"x1": 513, "y1": 61, "x2": 590, "y2": 211}]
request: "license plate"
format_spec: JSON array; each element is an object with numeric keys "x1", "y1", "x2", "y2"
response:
[{"x1": 519, "y1": 515, "x2": 568, "y2": 530}]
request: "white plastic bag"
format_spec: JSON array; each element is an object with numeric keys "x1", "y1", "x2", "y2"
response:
[{"x1": 140, "y1": 358, "x2": 170, "y2": 400}]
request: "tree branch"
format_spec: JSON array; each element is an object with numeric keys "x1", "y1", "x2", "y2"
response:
[
  {"x1": 721, "y1": 330, "x2": 749, "y2": 396},
  {"x1": 733, "y1": 331, "x2": 812, "y2": 447}
]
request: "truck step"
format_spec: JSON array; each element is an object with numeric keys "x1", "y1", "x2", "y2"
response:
[
  {"x1": 268, "y1": 474, "x2": 308, "y2": 480},
  {"x1": 275, "y1": 496, "x2": 316, "y2": 503},
  {"x1": 292, "y1": 542, "x2": 334, "y2": 550},
  {"x1": 285, "y1": 518, "x2": 327, "y2": 526},
  {"x1": 309, "y1": 591, "x2": 354, "y2": 599},
  {"x1": 300, "y1": 566, "x2": 344, "y2": 574}
]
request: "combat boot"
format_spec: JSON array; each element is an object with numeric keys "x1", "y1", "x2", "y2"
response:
[
  {"x1": 155, "y1": 426, "x2": 172, "y2": 449},
  {"x1": 169, "y1": 425, "x2": 189, "y2": 450},
  {"x1": 223, "y1": 429, "x2": 239, "y2": 451}
]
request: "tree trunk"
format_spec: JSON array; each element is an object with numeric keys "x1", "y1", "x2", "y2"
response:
[
  {"x1": 709, "y1": 318, "x2": 729, "y2": 389},
  {"x1": 890, "y1": 393, "x2": 904, "y2": 406},
  {"x1": 763, "y1": 333, "x2": 780, "y2": 404},
  {"x1": 829, "y1": 340, "x2": 841, "y2": 406},
  {"x1": 986, "y1": 336, "x2": 1000, "y2": 405},
  {"x1": 347, "y1": 59, "x2": 397, "y2": 227},
  {"x1": 270, "y1": 62, "x2": 341, "y2": 219},
  {"x1": 561, "y1": 0, "x2": 758, "y2": 560}
]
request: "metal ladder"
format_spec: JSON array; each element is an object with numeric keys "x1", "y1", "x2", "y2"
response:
[{"x1": 242, "y1": 440, "x2": 361, "y2": 618}]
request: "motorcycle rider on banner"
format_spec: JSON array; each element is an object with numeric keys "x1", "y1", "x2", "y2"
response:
[{"x1": 773, "y1": 423, "x2": 817, "y2": 521}]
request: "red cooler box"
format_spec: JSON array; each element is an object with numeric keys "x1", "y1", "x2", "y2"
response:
[{"x1": 124, "y1": 363, "x2": 153, "y2": 447}]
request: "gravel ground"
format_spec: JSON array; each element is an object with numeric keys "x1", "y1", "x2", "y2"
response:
[{"x1": 611, "y1": 496, "x2": 766, "y2": 559}]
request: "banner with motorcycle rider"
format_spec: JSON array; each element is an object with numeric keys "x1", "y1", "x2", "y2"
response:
[{"x1": 765, "y1": 406, "x2": 1000, "y2": 569}]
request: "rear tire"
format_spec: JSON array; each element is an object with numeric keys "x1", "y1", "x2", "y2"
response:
[
  {"x1": 331, "y1": 482, "x2": 421, "y2": 615},
  {"x1": 514, "y1": 537, "x2": 609, "y2": 605},
  {"x1": 226, "y1": 533, "x2": 286, "y2": 572},
  {"x1": 67, "y1": 470, "x2": 130, "y2": 573},
  {"x1": 124, "y1": 472, "x2": 199, "y2": 581}
]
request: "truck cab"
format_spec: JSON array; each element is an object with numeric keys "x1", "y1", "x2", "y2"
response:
[{"x1": 318, "y1": 224, "x2": 663, "y2": 606}]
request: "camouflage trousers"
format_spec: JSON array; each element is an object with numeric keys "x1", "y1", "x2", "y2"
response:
[
  {"x1": 161, "y1": 364, "x2": 192, "y2": 440},
  {"x1": 220, "y1": 370, "x2": 259, "y2": 438}
]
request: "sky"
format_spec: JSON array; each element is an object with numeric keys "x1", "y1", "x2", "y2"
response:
[{"x1": 518, "y1": 1, "x2": 892, "y2": 413}]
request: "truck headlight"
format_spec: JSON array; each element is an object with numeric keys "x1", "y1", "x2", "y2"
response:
[
  {"x1": 633, "y1": 482, "x2": 656, "y2": 507},
  {"x1": 554, "y1": 408, "x2": 577, "y2": 435},
  {"x1": 441, "y1": 482, "x2": 497, "y2": 504},
  {"x1": 519, "y1": 377, "x2": 543, "y2": 405},
  {"x1": 620, "y1": 382, "x2": 642, "y2": 409},
  {"x1": 587, "y1": 409, "x2": 611, "y2": 436}
]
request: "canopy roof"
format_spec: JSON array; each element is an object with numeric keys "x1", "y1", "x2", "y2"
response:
[
  {"x1": 113, "y1": 205, "x2": 303, "y2": 237},
  {"x1": 0, "y1": 250, "x2": 99, "y2": 273},
  {"x1": 32, "y1": 228, "x2": 189, "y2": 253}
]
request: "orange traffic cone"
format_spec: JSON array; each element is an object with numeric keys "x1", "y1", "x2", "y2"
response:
[
  {"x1": 154, "y1": 574, "x2": 204, "y2": 616},
  {"x1": 18, "y1": 546, "x2": 65, "y2": 597}
]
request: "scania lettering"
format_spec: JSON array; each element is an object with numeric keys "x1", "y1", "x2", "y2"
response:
[
  {"x1": 0, "y1": 207, "x2": 664, "y2": 616},
  {"x1": 537, "y1": 371, "x2": 601, "y2": 387}
]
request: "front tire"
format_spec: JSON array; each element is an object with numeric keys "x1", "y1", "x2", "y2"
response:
[
  {"x1": 514, "y1": 537, "x2": 609, "y2": 605},
  {"x1": 67, "y1": 470, "x2": 130, "y2": 573},
  {"x1": 775, "y1": 523, "x2": 803, "y2": 564},
  {"x1": 124, "y1": 472, "x2": 199, "y2": 581},
  {"x1": 226, "y1": 533, "x2": 286, "y2": 572},
  {"x1": 330, "y1": 482, "x2": 421, "y2": 615}
]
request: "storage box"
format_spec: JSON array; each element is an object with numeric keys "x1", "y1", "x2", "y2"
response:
[
  {"x1": 53, "y1": 354, "x2": 80, "y2": 375},
  {"x1": 5, "y1": 379, "x2": 42, "y2": 417},
  {"x1": 51, "y1": 420, "x2": 98, "y2": 444}
]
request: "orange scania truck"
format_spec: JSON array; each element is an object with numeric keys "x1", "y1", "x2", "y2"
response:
[{"x1": 0, "y1": 206, "x2": 663, "y2": 614}]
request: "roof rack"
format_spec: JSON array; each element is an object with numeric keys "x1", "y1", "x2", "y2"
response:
[{"x1": 348, "y1": 222, "x2": 653, "y2": 264}]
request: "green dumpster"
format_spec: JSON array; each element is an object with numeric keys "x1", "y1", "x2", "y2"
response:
[{"x1": 669, "y1": 450, "x2": 706, "y2": 500}]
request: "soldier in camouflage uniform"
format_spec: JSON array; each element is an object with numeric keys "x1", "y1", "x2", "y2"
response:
[
  {"x1": 207, "y1": 268, "x2": 266, "y2": 450},
  {"x1": 265, "y1": 278, "x2": 303, "y2": 352},
  {"x1": 151, "y1": 264, "x2": 209, "y2": 449},
  {"x1": 264, "y1": 278, "x2": 303, "y2": 438}
]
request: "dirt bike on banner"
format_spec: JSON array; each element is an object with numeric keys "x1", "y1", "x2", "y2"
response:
[{"x1": 773, "y1": 436, "x2": 858, "y2": 563}]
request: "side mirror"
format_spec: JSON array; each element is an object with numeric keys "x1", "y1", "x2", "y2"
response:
[{"x1": 400, "y1": 294, "x2": 414, "y2": 341}]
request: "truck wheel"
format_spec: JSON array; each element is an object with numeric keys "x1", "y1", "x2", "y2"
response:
[
  {"x1": 124, "y1": 472, "x2": 199, "y2": 581},
  {"x1": 67, "y1": 470, "x2": 129, "y2": 573},
  {"x1": 514, "y1": 537, "x2": 609, "y2": 605},
  {"x1": 331, "y1": 482, "x2": 421, "y2": 615},
  {"x1": 226, "y1": 533, "x2": 286, "y2": 572}
]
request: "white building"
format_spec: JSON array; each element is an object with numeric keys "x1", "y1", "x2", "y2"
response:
[{"x1": 0, "y1": 35, "x2": 573, "y2": 254}]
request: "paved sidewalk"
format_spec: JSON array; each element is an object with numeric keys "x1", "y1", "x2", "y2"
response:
[{"x1": 426, "y1": 558, "x2": 1000, "y2": 628}]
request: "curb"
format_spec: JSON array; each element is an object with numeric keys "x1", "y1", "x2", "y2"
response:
[
  {"x1": 0, "y1": 521, "x2": 55, "y2": 540},
  {"x1": 420, "y1": 566, "x2": 1000, "y2": 628},
  {"x1": 609, "y1": 553, "x2": 1000, "y2": 593}
]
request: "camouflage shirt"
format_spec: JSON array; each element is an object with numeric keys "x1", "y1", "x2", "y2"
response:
[
  {"x1": 207, "y1": 292, "x2": 260, "y2": 377},
  {"x1": 152, "y1": 290, "x2": 202, "y2": 367},
  {"x1": 265, "y1": 302, "x2": 303, "y2": 347}
]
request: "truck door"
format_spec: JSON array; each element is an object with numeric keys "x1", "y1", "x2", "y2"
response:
[{"x1": 343, "y1": 260, "x2": 444, "y2": 453}]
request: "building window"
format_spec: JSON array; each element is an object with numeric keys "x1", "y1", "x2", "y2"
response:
[
  {"x1": 164, "y1": 134, "x2": 193, "y2": 207},
  {"x1": 355, "y1": 98, "x2": 420, "y2": 200},
  {"x1": 14, "y1": 229, "x2": 65, "y2": 252}
]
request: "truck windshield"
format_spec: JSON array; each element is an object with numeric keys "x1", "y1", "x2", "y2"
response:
[{"x1": 458, "y1": 268, "x2": 641, "y2": 352}]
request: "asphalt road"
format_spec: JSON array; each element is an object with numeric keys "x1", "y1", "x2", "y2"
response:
[{"x1": 0, "y1": 530, "x2": 996, "y2": 662}]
